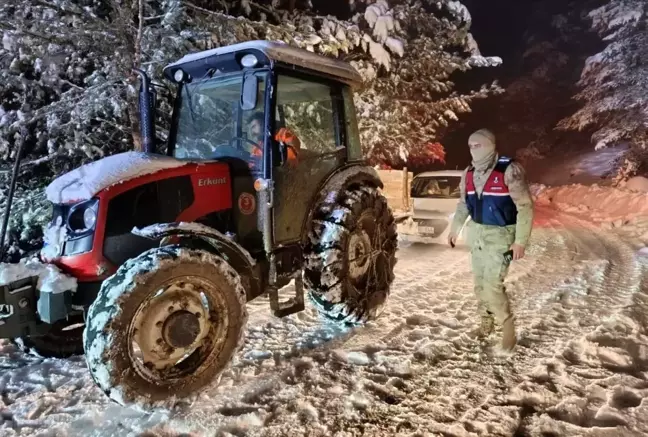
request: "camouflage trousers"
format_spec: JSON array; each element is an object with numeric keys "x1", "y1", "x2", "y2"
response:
[{"x1": 467, "y1": 222, "x2": 516, "y2": 325}]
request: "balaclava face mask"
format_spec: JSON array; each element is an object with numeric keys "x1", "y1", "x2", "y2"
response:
[{"x1": 468, "y1": 129, "x2": 497, "y2": 171}]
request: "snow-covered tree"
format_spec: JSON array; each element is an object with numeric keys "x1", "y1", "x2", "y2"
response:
[
  {"x1": 559, "y1": 0, "x2": 648, "y2": 175},
  {"x1": 459, "y1": 0, "x2": 599, "y2": 166},
  {"x1": 352, "y1": 0, "x2": 502, "y2": 166},
  {"x1": 0, "y1": 0, "x2": 502, "y2": 258},
  {"x1": 0, "y1": 0, "x2": 500, "y2": 173}
]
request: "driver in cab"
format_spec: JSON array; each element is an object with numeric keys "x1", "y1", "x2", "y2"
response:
[{"x1": 246, "y1": 112, "x2": 300, "y2": 168}]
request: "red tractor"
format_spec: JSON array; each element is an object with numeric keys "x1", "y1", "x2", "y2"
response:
[{"x1": 0, "y1": 41, "x2": 397, "y2": 408}]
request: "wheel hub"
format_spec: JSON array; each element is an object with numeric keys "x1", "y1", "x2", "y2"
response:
[
  {"x1": 162, "y1": 310, "x2": 201, "y2": 349},
  {"x1": 348, "y1": 230, "x2": 372, "y2": 280},
  {"x1": 131, "y1": 281, "x2": 213, "y2": 371}
]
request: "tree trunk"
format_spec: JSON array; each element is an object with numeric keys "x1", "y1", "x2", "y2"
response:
[{"x1": 129, "y1": 90, "x2": 143, "y2": 151}]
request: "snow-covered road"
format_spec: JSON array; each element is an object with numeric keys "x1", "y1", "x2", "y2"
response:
[{"x1": 1, "y1": 206, "x2": 648, "y2": 437}]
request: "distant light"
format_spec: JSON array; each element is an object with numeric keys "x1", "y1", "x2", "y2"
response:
[
  {"x1": 240, "y1": 54, "x2": 258, "y2": 68},
  {"x1": 173, "y1": 69, "x2": 186, "y2": 83}
]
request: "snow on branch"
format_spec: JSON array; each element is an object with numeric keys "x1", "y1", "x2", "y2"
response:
[{"x1": 560, "y1": 0, "x2": 648, "y2": 166}]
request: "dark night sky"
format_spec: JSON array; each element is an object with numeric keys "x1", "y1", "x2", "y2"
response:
[{"x1": 432, "y1": 0, "x2": 537, "y2": 171}]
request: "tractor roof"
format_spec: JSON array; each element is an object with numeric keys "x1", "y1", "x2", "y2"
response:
[{"x1": 164, "y1": 40, "x2": 363, "y2": 88}]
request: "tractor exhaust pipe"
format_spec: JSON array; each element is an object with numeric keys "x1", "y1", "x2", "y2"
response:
[
  {"x1": 133, "y1": 68, "x2": 157, "y2": 154},
  {"x1": 0, "y1": 130, "x2": 26, "y2": 260}
]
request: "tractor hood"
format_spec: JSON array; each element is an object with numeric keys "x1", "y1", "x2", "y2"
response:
[{"x1": 46, "y1": 151, "x2": 194, "y2": 204}]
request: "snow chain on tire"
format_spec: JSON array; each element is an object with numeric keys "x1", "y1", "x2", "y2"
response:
[
  {"x1": 83, "y1": 245, "x2": 247, "y2": 409},
  {"x1": 304, "y1": 185, "x2": 397, "y2": 324}
]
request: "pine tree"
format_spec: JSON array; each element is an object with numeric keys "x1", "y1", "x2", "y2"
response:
[{"x1": 559, "y1": 0, "x2": 648, "y2": 177}]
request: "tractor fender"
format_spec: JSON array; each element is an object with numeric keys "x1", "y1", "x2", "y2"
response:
[
  {"x1": 315, "y1": 164, "x2": 383, "y2": 205},
  {"x1": 301, "y1": 164, "x2": 384, "y2": 242},
  {"x1": 132, "y1": 222, "x2": 261, "y2": 300}
]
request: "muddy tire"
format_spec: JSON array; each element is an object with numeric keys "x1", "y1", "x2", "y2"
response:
[
  {"x1": 12, "y1": 316, "x2": 85, "y2": 358},
  {"x1": 304, "y1": 185, "x2": 397, "y2": 324},
  {"x1": 83, "y1": 246, "x2": 247, "y2": 408}
]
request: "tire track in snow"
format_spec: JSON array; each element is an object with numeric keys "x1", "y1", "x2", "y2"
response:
[
  {"x1": 1, "y1": 206, "x2": 647, "y2": 436},
  {"x1": 488, "y1": 209, "x2": 648, "y2": 436}
]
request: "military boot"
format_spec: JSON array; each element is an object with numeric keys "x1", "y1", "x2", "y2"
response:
[
  {"x1": 470, "y1": 313, "x2": 494, "y2": 339},
  {"x1": 501, "y1": 316, "x2": 517, "y2": 351},
  {"x1": 478, "y1": 314, "x2": 495, "y2": 338}
]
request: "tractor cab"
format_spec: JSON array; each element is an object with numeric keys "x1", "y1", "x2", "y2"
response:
[
  {"x1": 159, "y1": 40, "x2": 367, "y2": 276},
  {"x1": 164, "y1": 41, "x2": 364, "y2": 170}
]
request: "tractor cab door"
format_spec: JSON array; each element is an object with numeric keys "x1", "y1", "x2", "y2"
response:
[{"x1": 271, "y1": 74, "x2": 347, "y2": 246}]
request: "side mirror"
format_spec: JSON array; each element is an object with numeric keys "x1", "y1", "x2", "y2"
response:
[{"x1": 241, "y1": 74, "x2": 258, "y2": 110}]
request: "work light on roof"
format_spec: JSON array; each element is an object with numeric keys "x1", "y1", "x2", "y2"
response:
[
  {"x1": 173, "y1": 69, "x2": 187, "y2": 83},
  {"x1": 240, "y1": 54, "x2": 258, "y2": 68}
]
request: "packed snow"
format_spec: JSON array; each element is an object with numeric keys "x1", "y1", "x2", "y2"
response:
[
  {"x1": 45, "y1": 152, "x2": 192, "y2": 204},
  {"x1": 0, "y1": 258, "x2": 77, "y2": 294},
  {"x1": 1, "y1": 186, "x2": 648, "y2": 436}
]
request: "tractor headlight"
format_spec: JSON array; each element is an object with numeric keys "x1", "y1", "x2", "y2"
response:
[
  {"x1": 67, "y1": 198, "x2": 99, "y2": 232},
  {"x1": 83, "y1": 207, "x2": 97, "y2": 229}
]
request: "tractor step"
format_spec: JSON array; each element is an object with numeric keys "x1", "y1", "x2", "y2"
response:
[{"x1": 269, "y1": 275, "x2": 305, "y2": 318}]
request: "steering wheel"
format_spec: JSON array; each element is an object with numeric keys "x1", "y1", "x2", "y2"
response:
[
  {"x1": 211, "y1": 138, "x2": 264, "y2": 168},
  {"x1": 229, "y1": 137, "x2": 259, "y2": 150},
  {"x1": 212, "y1": 138, "x2": 253, "y2": 161}
]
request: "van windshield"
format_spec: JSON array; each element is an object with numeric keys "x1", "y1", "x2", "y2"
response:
[{"x1": 411, "y1": 176, "x2": 461, "y2": 199}]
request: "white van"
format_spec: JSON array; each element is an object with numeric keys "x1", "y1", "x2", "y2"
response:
[{"x1": 398, "y1": 170, "x2": 469, "y2": 244}]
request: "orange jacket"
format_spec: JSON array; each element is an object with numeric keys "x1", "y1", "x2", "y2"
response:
[{"x1": 251, "y1": 128, "x2": 299, "y2": 166}]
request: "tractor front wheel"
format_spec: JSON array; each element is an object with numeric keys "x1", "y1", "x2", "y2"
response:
[
  {"x1": 304, "y1": 185, "x2": 397, "y2": 324},
  {"x1": 83, "y1": 246, "x2": 247, "y2": 408}
]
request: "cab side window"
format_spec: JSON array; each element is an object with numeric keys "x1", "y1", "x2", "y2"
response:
[{"x1": 275, "y1": 75, "x2": 344, "y2": 160}]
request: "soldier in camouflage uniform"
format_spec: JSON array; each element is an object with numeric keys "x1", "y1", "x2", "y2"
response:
[{"x1": 448, "y1": 129, "x2": 534, "y2": 351}]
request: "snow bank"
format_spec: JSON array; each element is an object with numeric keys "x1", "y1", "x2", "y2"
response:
[
  {"x1": 624, "y1": 176, "x2": 648, "y2": 193},
  {"x1": 0, "y1": 258, "x2": 77, "y2": 294},
  {"x1": 534, "y1": 183, "x2": 648, "y2": 224},
  {"x1": 46, "y1": 152, "x2": 192, "y2": 204}
]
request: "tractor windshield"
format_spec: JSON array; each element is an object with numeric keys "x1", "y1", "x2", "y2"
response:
[{"x1": 172, "y1": 72, "x2": 267, "y2": 162}]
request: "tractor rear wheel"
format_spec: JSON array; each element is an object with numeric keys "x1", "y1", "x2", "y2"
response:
[
  {"x1": 11, "y1": 315, "x2": 85, "y2": 358},
  {"x1": 304, "y1": 185, "x2": 397, "y2": 324},
  {"x1": 83, "y1": 246, "x2": 247, "y2": 408}
]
